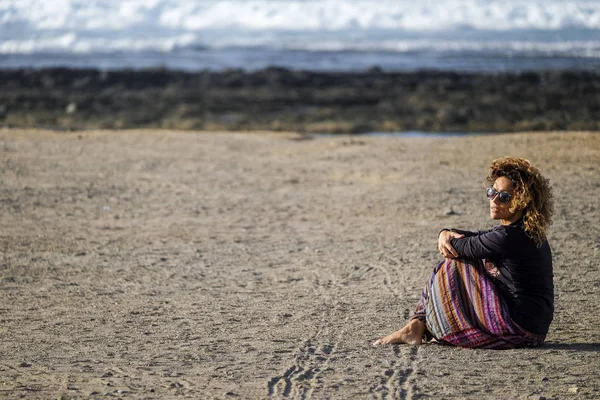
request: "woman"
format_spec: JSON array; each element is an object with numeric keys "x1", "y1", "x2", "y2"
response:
[{"x1": 374, "y1": 157, "x2": 554, "y2": 349}]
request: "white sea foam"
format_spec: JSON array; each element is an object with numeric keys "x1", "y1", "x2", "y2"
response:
[
  {"x1": 0, "y1": 33, "x2": 198, "y2": 54},
  {"x1": 3, "y1": 0, "x2": 600, "y2": 32},
  {"x1": 1, "y1": 0, "x2": 599, "y2": 70},
  {"x1": 295, "y1": 39, "x2": 600, "y2": 58}
]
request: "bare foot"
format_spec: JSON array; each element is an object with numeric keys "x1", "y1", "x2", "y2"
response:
[{"x1": 373, "y1": 319, "x2": 426, "y2": 346}]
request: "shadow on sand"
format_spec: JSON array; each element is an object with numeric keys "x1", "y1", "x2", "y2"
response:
[{"x1": 543, "y1": 342, "x2": 600, "y2": 352}]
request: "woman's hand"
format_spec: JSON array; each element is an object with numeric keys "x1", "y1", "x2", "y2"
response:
[{"x1": 438, "y1": 230, "x2": 465, "y2": 259}]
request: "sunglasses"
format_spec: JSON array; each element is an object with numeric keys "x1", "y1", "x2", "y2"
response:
[{"x1": 486, "y1": 187, "x2": 513, "y2": 204}]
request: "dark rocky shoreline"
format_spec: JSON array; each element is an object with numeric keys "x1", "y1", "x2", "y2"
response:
[{"x1": 1, "y1": 67, "x2": 599, "y2": 133}]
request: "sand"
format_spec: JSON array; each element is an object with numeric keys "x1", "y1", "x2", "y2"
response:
[{"x1": 1, "y1": 129, "x2": 599, "y2": 399}]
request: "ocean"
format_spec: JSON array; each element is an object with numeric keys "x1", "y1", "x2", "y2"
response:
[{"x1": 2, "y1": 0, "x2": 600, "y2": 72}]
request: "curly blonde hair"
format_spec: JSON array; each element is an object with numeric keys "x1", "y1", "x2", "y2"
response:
[{"x1": 486, "y1": 157, "x2": 554, "y2": 245}]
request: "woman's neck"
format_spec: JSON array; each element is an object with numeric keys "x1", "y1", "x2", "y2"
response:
[{"x1": 501, "y1": 211, "x2": 524, "y2": 226}]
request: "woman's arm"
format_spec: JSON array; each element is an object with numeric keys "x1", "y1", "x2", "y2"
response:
[
  {"x1": 438, "y1": 230, "x2": 465, "y2": 258},
  {"x1": 444, "y1": 228, "x2": 478, "y2": 237},
  {"x1": 438, "y1": 228, "x2": 479, "y2": 236},
  {"x1": 449, "y1": 228, "x2": 508, "y2": 259}
]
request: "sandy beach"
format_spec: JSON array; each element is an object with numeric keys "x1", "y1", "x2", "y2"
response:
[{"x1": 1, "y1": 129, "x2": 599, "y2": 399}]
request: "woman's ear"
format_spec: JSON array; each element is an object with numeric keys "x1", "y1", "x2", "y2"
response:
[
  {"x1": 509, "y1": 190, "x2": 528, "y2": 213},
  {"x1": 513, "y1": 196, "x2": 530, "y2": 213}
]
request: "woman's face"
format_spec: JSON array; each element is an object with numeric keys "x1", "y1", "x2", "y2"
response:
[{"x1": 490, "y1": 176, "x2": 523, "y2": 225}]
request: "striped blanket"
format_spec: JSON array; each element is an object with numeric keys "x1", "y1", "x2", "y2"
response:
[{"x1": 412, "y1": 258, "x2": 545, "y2": 349}]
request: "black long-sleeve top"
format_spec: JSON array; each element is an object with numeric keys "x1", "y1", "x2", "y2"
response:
[{"x1": 447, "y1": 219, "x2": 553, "y2": 335}]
